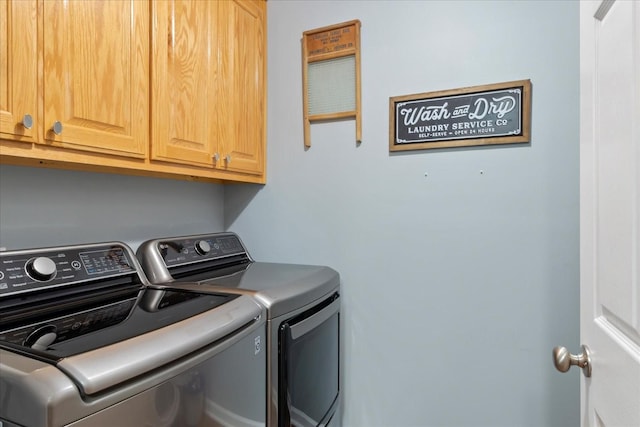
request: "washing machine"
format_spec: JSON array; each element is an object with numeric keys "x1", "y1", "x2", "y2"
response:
[
  {"x1": 0, "y1": 241, "x2": 266, "y2": 426},
  {"x1": 137, "y1": 232, "x2": 342, "y2": 427}
]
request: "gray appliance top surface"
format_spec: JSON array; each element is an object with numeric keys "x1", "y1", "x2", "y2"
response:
[
  {"x1": 136, "y1": 233, "x2": 340, "y2": 319},
  {"x1": 205, "y1": 261, "x2": 334, "y2": 290},
  {"x1": 181, "y1": 262, "x2": 339, "y2": 319}
]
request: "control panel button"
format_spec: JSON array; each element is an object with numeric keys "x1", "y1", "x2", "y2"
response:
[
  {"x1": 25, "y1": 257, "x2": 57, "y2": 282},
  {"x1": 194, "y1": 240, "x2": 211, "y2": 256}
]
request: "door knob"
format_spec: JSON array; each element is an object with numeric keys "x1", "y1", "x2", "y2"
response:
[{"x1": 553, "y1": 345, "x2": 591, "y2": 377}]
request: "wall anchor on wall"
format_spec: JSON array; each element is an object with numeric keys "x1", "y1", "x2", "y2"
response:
[{"x1": 301, "y1": 20, "x2": 362, "y2": 148}]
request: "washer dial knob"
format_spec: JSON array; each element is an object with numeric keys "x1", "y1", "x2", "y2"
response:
[
  {"x1": 24, "y1": 325, "x2": 58, "y2": 351},
  {"x1": 194, "y1": 240, "x2": 211, "y2": 256},
  {"x1": 26, "y1": 257, "x2": 57, "y2": 281}
]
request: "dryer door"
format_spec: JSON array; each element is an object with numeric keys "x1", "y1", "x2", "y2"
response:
[{"x1": 279, "y1": 293, "x2": 340, "y2": 427}]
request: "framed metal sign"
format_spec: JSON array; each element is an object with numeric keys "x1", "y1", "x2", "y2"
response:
[{"x1": 389, "y1": 80, "x2": 531, "y2": 151}]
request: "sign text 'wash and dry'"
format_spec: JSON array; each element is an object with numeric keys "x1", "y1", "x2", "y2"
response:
[{"x1": 389, "y1": 80, "x2": 531, "y2": 151}]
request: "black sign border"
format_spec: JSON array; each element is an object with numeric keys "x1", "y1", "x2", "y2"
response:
[{"x1": 389, "y1": 79, "x2": 532, "y2": 152}]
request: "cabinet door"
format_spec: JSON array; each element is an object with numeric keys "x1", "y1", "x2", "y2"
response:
[
  {"x1": 151, "y1": 0, "x2": 218, "y2": 168},
  {"x1": 0, "y1": 0, "x2": 38, "y2": 143},
  {"x1": 42, "y1": 0, "x2": 148, "y2": 158},
  {"x1": 218, "y1": 0, "x2": 265, "y2": 175}
]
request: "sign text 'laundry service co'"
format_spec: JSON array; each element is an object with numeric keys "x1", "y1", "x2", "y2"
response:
[{"x1": 389, "y1": 80, "x2": 531, "y2": 151}]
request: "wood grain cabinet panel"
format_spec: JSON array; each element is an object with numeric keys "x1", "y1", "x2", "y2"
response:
[
  {"x1": 151, "y1": 0, "x2": 219, "y2": 167},
  {"x1": 43, "y1": 0, "x2": 149, "y2": 158},
  {"x1": 218, "y1": 0, "x2": 266, "y2": 175},
  {"x1": 0, "y1": 0, "x2": 38, "y2": 144},
  {"x1": 152, "y1": 0, "x2": 266, "y2": 176}
]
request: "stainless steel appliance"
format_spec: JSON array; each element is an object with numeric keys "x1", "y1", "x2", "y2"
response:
[
  {"x1": 137, "y1": 232, "x2": 341, "y2": 427},
  {"x1": 0, "y1": 242, "x2": 266, "y2": 427}
]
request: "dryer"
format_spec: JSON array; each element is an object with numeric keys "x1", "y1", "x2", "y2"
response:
[{"x1": 137, "y1": 232, "x2": 342, "y2": 427}]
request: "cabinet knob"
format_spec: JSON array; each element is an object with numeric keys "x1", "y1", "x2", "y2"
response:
[
  {"x1": 225, "y1": 155, "x2": 232, "y2": 163},
  {"x1": 212, "y1": 153, "x2": 220, "y2": 162},
  {"x1": 22, "y1": 114, "x2": 33, "y2": 130},
  {"x1": 51, "y1": 121, "x2": 63, "y2": 135}
]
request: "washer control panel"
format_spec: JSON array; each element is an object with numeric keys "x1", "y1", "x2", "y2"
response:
[
  {"x1": 0, "y1": 244, "x2": 136, "y2": 297},
  {"x1": 158, "y1": 233, "x2": 247, "y2": 267}
]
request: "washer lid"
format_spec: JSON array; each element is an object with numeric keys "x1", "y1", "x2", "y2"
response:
[
  {"x1": 0, "y1": 287, "x2": 261, "y2": 395},
  {"x1": 56, "y1": 293, "x2": 261, "y2": 395},
  {"x1": 0, "y1": 287, "x2": 239, "y2": 360}
]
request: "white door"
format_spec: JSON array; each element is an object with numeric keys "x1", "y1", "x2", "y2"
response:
[{"x1": 576, "y1": 0, "x2": 640, "y2": 426}]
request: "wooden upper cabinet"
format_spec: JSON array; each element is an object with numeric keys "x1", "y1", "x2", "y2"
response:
[
  {"x1": 152, "y1": 0, "x2": 266, "y2": 176},
  {"x1": 151, "y1": 0, "x2": 219, "y2": 167},
  {"x1": 1, "y1": 0, "x2": 265, "y2": 183},
  {"x1": 0, "y1": 0, "x2": 38, "y2": 144},
  {"x1": 218, "y1": 0, "x2": 266, "y2": 175},
  {"x1": 42, "y1": 0, "x2": 149, "y2": 158}
]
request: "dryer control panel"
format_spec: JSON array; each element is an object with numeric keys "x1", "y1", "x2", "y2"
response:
[{"x1": 157, "y1": 233, "x2": 248, "y2": 268}]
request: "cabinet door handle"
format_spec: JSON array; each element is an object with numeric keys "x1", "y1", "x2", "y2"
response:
[
  {"x1": 51, "y1": 121, "x2": 63, "y2": 135},
  {"x1": 22, "y1": 114, "x2": 33, "y2": 130},
  {"x1": 212, "y1": 153, "x2": 220, "y2": 162},
  {"x1": 225, "y1": 155, "x2": 232, "y2": 163}
]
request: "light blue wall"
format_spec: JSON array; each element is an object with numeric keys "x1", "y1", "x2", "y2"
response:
[
  {"x1": 0, "y1": 165, "x2": 225, "y2": 251},
  {"x1": 0, "y1": 1, "x2": 580, "y2": 425},
  {"x1": 225, "y1": 1, "x2": 580, "y2": 426}
]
